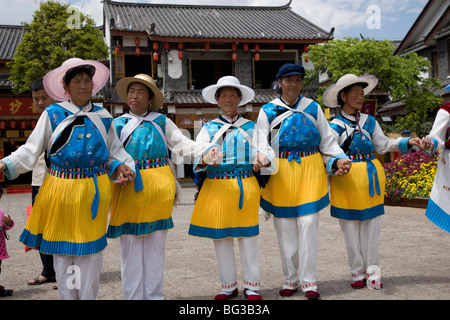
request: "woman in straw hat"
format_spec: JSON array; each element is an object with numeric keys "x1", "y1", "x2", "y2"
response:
[
  {"x1": 256, "y1": 63, "x2": 351, "y2": 299},
  {"x1": 323, "y1": 74, "x2": 422, "y2": 290},
  {"x1": 188, "y1": 76, "x2": 275, "y2": 300},
  {"x1": 110, "y1": 74, "x2": 216, "y2": 300},
  {"x1": 422, "y1": 84, "x2": 450, "y2": 233},
  {"x1": 0, "y1": 58, "x2": 136, "y2": 300}
]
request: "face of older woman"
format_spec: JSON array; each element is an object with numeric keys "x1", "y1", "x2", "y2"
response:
[
  {"x1": 216, "y1": 87, "x2": 241, "y2": 116},
  {"x1": 340, "y1": 84, "x2": 365, "y2": 114},
  {"x1": 127, "y1": 82, "x2": 154, "y2": 115},
  {"x1": 278, "y1": 75, "x2": 303, "y2": 105},
  {"x1": 64, "y1": 72, "x2": 93, "y2": 107}
]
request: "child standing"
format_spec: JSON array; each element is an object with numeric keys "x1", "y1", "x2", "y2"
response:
[{"x1": 0, "y1": 187, "x2": 14, "y2": 297}]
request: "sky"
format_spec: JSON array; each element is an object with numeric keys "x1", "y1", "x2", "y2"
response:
[{"x1": 0, "y1": 0, "x2": 428, "y2": 41}]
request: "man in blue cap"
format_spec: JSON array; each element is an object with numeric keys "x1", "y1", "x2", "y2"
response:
[{"x1": 256, "y1": 63, "x2": 351, "y2": 299}]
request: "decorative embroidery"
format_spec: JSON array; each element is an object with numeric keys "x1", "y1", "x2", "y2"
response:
[
  {"x1": 49, "y1": 164, "x2": 107, "y2": 179},
  {"x1": 352, "y1": 271, "x2": 366, "y2": 278},
  {"x1": 278, "y1": 149, "x2": 318, "y2": 159},
  {"x1": 136, "y1": 158, "x2": 168, "y2": 169},
  {"x1": 243, "y1": 280, "x2": 261, "y2": 288},
  {"x1": 301, "y1": 282, "x2": 317, "y2": 290},
  {"x1": 206, "y1": 170, "x2": 253, "y2": 180},
  {"x1": 221, "y1": 281, "x2": 238, "y2": 289},
  {"x1": 443, "y1": 185, "x2": 450, "y2": 192},
  {"x1": 283, "y1": 281, "x2": 298, "y2": 289},
  {"x1": 348, "y1": 153, "x2": 375, "y2": 161}
]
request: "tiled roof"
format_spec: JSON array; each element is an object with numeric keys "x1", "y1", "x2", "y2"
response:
[
  {"x1": 104, "y1": 0, "x2": 331, "y2": 42},
  {"x1": 0, "y1": 25, "x2": 25, "y2": 61}
]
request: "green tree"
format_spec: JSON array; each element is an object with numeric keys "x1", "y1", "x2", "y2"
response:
[
  {"x1": 305, "y1": 37, "x2": 442, "y2": 136},
  {"x1": 7, "y1": 0, "x2": 108, "y2": 94}
]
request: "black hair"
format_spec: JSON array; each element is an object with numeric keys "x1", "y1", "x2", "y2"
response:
[
  {"x1": 63, "y1": 65, "x2": 95, "y2": 86},
  {"x1": 337, "y1": 82, "x2": 368, "y2": 106},
  {"x1": 30, "y1": 78, "x2": 44, "y2": 92},
  {"x1": 214, "y1": 86, "x2": 242, "y2": 100}
]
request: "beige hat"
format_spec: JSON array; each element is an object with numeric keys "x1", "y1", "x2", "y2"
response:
[
  {"x1": 323, "y1": 74, "x2": 378, "y2": 108},
  {"x1": 116, "y1": 74, "x2": 164, "y2": 109}
]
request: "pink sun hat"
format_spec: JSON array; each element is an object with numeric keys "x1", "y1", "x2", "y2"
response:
[{"x1": 43, "y1": 58, "x2": 110, "y2": 101}]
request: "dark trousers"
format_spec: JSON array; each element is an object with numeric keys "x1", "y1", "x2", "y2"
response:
[{"x1": 32, "y1": 186, "x2": 55, "y2": 279}]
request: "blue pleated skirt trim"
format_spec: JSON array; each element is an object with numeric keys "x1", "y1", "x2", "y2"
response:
[
  {"x1": 107, "y1": 217, "x2": 174, "y2": 239},
  {"x1": 19, "y1": 229, "x2": 107, "y2": 256},
  {"x1": 331, "y1": 203, "x2": 385, "y2": 221},
  {"x1": 188, "y1": 224, "x2": 259, "y2": 240},
  {"x1": 260, "y1": 193, "x2": 330, "y2": 218},
  {"x1": 425, "y1": 198, "x2": 450, "y2": 233}
]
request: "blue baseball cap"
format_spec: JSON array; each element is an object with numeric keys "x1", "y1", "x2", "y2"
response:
[{"x1": 276, "y1": 63, "x2": 306, "y2": 80}]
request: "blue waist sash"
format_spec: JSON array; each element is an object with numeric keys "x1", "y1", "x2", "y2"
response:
[
  {"x1": 349, "y1": 153, "x2": 380, "y2": 197},
  {"x1": 133, "y1": 158, "x2": 169, "y2": 192},
  {"x1": 278, "y1": 147, "x2": 319, "y2": 163},
  {"x1": 206, "y1": 169, "x2": 253, "y2": 210},
  {"x1": 49, "y1": 164, "x2": 107, "y2": 220}
]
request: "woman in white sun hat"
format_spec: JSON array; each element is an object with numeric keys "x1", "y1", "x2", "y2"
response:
[
  {"x1": 323, "y1": 74, "x2": 422, "y2": 290},
  {"x1": 0, "y1": 57, "x2": 136, "y2": 300},
  {"x1": 189, "y1": 76, "x2": 275, "y2": 300},
  {"x1": 108, "y1": 74, "x2": 216, "y2": 300}
]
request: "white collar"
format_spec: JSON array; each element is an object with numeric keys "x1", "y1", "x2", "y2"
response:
[
  {"x1": 221, "y1": 113, "x2": 239, "y2": 123},
  {"x1": 341, "y1": 110, "x2": 357, "y2": 122}
]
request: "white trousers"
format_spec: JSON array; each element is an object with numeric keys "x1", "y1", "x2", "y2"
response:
[
  {"x1": 339, "y1": 217, "x2": 381, "y2": 281},
  {"x1": 273, "y1": 214, "x2": 319, "y2": 292},
  {"x1": 213, "y1": 237, "x2": 261, "y2": 292},
  {"x1": 120, "y1": 230, "x2": 167, "y2": 300},
  {"x1": 53, "y1": 252, "x2": 103, "y2": 300}
]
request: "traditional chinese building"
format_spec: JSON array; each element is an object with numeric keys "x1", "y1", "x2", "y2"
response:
[
  {"x1": 103, "y1": 0, "x2": 333, "y2": 177},
  {"x1": 0, "y1": 25, "x2": 39, "y2": 186}
]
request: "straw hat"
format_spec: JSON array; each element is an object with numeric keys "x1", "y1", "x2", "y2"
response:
[
  {"x1": 323, "y1": 74, "x2": 378, "y2": 108},
  {"x1": 43, "y1": 58, "x2": 109, "y2": 102},
  {"x1": 202, "y1": 76, "x2": 255, "y2": 106},
  {"x1": 115, "y1": 74, "x2": 164, "y2": 110}
]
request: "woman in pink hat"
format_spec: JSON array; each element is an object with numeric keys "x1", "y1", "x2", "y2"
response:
[{"x1": 0, "y1": 58, "x2": 136, "y2": 300}]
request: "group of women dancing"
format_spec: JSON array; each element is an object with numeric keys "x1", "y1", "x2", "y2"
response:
[{"x1": 0, "y1": 58, "x2": 448, "y2": 300}]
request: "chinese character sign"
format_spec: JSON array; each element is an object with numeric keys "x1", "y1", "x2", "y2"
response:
[{"x1": 0, "y1": 98, "x2": 36, "y2": 116}]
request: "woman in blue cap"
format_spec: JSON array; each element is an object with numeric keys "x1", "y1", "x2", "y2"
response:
[{"x1": 256, "y1": 63, "x2": 351, "y2": 299}]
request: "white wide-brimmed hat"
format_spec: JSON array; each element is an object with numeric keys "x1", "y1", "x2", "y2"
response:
[
  {"x1": 43, "y1": 58, "x2": 109, "y2": 102},
  {"x1": 202, "y1": 76, "x2": 255, "y2": 106},
  {"x1": 116, "y1": 74, "x2": 165, "y2": 110},
  {"x1": 323, "y1": 74, "x2": 378, "y2": 108}
]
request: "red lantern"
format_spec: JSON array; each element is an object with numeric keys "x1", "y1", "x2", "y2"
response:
[
  {"x1": 243, "y1": 43, "x2": 249, "y2": 52},
  {"x1": 304, "y1": 57, "x2": 309, "y2": 63},
  {"x1": 178, "y1": 42, "x2": 184, "y2": 50},
  {"x1": 231, "y1": 43, "x2": 237, "y2": 51},
  {"x1": 135, "y1": 37, "x2": 140, "y2": 46},
  {"x1": 10, "y1": 120, "x2": 16, "y2": 129},
  {"x1": 31, "y1": 120, "x2": 37, "y2": 129},
  {"x1": 232, "y1": 52, "x2": 237, "y2": 61},
  {"x1": 164, "y1": 42, "x2": 170, "y2": 50},
  {"x1": 279, "y1": 43, "x2": 285, "y2": 52},
  {"x1": 153, "y1": 52, "x2": 159, "y2": 61},
  {"x1": 254, "y1": 53, "x2": 260, "y2": 62},
  {"x1": 0, "y1": 121, "x2": 5, "y2": 130},
  {"x1": 178, "y1": 50, "x2": 183, "y2": 59},
  {"x1": 254, "y1": 44, "x2": 260, "y2": 52},
  {"x1": 304, "y1": 45, "x2": 309, "y2": 53},
  {"x1": 152, "y1": 41, "x2": 159, "y2": 51},
  {"x1": 205, "y1": 43, "x2": 210, "y2": 51},
  {"x1": 136, "y1": 47, "x2": 141, "y2": 56},
  {"x1": 21, "y1": 121, "x2": 27, "y2": 130},
  {"x1": 115, "y1": 44, "x2": 121, "y2": 52}
]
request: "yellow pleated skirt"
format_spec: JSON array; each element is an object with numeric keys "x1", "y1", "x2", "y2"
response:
[
  {"x1": 19, "y1": 173, "x2": 111, "y2": 256},
  {"x1": 108, "y1": 165, "x2": 176, "y2": 238},
  {"x1": 330, "y1": 159, "x2": 385, "y2": 221},
  {"x1": 260, "y1": 152, "x2": 329, "y2": 218},
  {"x1": 189, "y1": 176, "x2": 261, "y2": 239}
]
